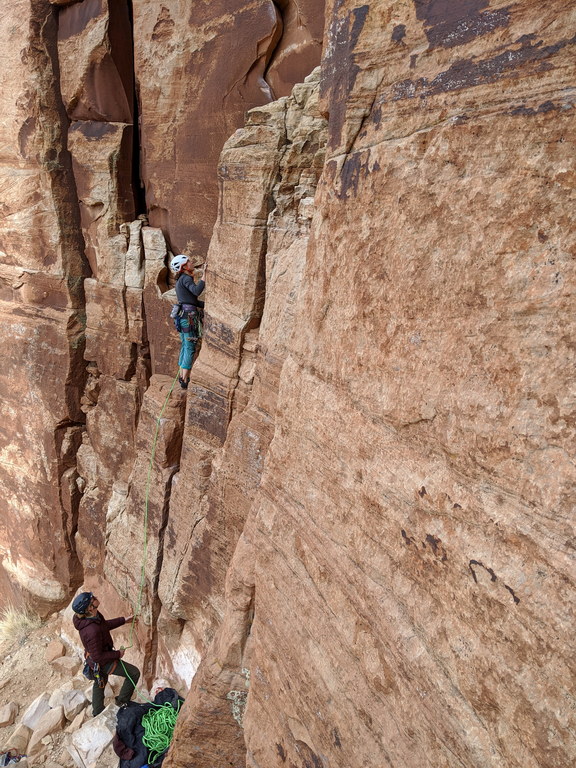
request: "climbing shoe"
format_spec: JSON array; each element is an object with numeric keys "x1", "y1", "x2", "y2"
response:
[{"x1": 178, "y1": 376, "x2": 189, "y2": 390}]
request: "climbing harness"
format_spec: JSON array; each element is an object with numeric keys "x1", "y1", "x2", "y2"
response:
[
  {"x1": 93, "y1": 662, "x2": 107, "y2": 689},
  {"x1": 82, "y1": 649, "x2": 113, "y2": 687},
  {"x1": 81, "y1": 656, "x2": 100, "y2": 684},
  {"x1": 81, "y1": 658, "x2": 95, "y2": 681},
  {"x1": 170, "y1": 303, "x2": 203, "y2": 340}
]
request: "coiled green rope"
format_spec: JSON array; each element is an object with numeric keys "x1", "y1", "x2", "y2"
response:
[{"x1": 141, "y1": 701, "x2": 182, "y2": 765}]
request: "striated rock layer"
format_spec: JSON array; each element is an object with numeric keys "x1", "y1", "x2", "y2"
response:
[
  {"x1": 0, "y1": 0, "x2": 87, "y2": 612},
  {"x1": 0, "y1": 1, "x2": 574, "y2": 768},
  {"x1": 0, "y1": 0, "x2": 324, "y2": 619},
  {"x1": 166, "y1": 2, "x2": 575, "y2": 768},
  {"x1": 133, "y1": 0, "x2": 325, "y2": 253}
]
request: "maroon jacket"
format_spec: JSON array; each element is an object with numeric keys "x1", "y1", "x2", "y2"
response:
[{"x1": 73, "y1": 611, "x2": 126, "y2": 665}]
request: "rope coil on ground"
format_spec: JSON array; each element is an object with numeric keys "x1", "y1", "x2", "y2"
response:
[{"x1": 141, "y1": 702, "x2": 182, "y2": 766}]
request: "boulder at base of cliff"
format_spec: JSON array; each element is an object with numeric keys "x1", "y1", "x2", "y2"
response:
[
  {"x1": 0, "y1": 702, "x2": 18, "y2": 727},
  {"x1": 67, "y1": 705, "x2": 117, "y2": 768}
]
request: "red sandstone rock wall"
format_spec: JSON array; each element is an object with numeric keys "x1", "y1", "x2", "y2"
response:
[
  {"x1": 1, "y1": 1, "x2": 575, "y2": 767},
  {"x1": 134, "y1": 0, "x2": 324, "y2": 253},
  {"x1": 0, "y1": 0, "x2": 323, "y2": 617},
  {"x1": 0, "y1": 0, "x2": 87, "y2": 612},
  {"x1": 165, "y1": 2, "x2": 575, "y2": 767}
]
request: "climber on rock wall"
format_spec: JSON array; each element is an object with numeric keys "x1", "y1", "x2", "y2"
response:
[
  {"x1": 72, "y1": 592, "x2": 140, "y2": 717},
  {"x1": 169, "y1": 254, "x2": 206, "y2": 389}
]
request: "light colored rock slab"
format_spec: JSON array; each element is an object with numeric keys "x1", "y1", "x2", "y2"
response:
[
  {"x1": 65, "y1": 708, "x2": 87, "y2": 735},
  {"x1": 48, "y1": 682, "x2": 73, "y2": 709},
  {"x1": 20, "y1": 694, "x2": 51, "y2": 730},
  {"x1": 44, "y1": 640, "x2": 65, "y2": 663},
  {"x1": 49, "y1": 657, "x2": 81, "y2": 676},
  {"x1": 0, "y1": 723, "x2": 31, "y2": 754},
  {"x1": 67, "y1": 705, "x2": 117, "y2": 768},
  {"x1": 62, "y1": 690, "x2": 87, "y2": 722},
  {"x1": 0, "y1": 702, "x2": 18, "y2": 727},
  {"x1": 28, "y1": 706, "x2": 65, "y2": 756}
]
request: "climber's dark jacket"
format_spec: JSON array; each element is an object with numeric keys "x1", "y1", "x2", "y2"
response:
[
  {"x1": 175, "y1": 273, "x2": 205, "y2": 307},
  {"x1": 73, "y1": 611, "x2": 125, "y2": 665}
]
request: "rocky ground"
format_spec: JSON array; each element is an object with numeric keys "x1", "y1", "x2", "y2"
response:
[{"x1": 0, "y1": 613, "x2": 128, "y2": 768}]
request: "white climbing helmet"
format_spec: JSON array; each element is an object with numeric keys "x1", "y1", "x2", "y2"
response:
[{"x1": 170, "y1": 254, "x2": 189, "y2": 273}]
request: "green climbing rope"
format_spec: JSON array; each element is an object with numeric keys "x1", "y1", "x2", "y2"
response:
[
  {"x1": 118, "y1": 657, "x2": 182, "y2": 763},
  {"x1": 141, "y1": 701, "x2": 182, "y2": 765},
  {"x1": 125, "y1": 372, "x2": 179, "y2": 650},
  {"x1": 115, "y1": 374, "x2": 183, "y2": 761}
]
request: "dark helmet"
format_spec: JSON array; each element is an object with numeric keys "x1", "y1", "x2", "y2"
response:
[{"x1": 72, "y1": 591, "x2": 93, "y2": 615}]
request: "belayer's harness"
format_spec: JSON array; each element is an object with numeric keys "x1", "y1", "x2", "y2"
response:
[
  {"x1": 82, "y1": 652, "x2": 117, "y2": 688},
  {"x1": 170, "y1": 303, "x2": 203, "y2": 340}
]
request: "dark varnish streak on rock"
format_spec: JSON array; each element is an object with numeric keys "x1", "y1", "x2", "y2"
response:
[
  {"x1": 391, "y1": 24, "x2": 406, "y2": 43},
  {"x1": 350, "y1": 6, "x2": 370, "y2": 50},
  {"x1": 204, "y1": 316, "x2": 236, "y2": 348},
  {"x1": 401, "y1": 529, "x2": 417, "y2": 546},
  {"x1": 338, "y1": 149, "x2": 381, "y2": 200},
  {"x1": 182, "y1": 523, "x2": 214, "y2": 597},
  {"x1": 469, "y1": 560, "x2": 520, "y2": 604},
  {"x1": 69, "y1": 121, "x2": 117, "y2": 140},
  {"x1": 58, "y1": 0, "x2": 103, "y2": 41},
  {"x1": 469, "y1": 560, "x2": 497, "y2": 583},
  {"x1": 188, "y1": 386, "x2": 229, "y2": 443},
  {"x1": 339, "y1": 151, "x2": 369, "y2": 199},
  {"x1": 392, "y1": 34, "x2": 576, "y2": 100},
  {"x1": 151, "y1": 5, "x2": 176, "y2": 43},
  {"x1": 413, "y1": 0, "x2": 510, "y2": 49},
  {"x1": 425, "y1": 534, "x2": 447, "y2": 562},
  {"x1": 296, "y1": 741, "x2": 325, "y2": 768},
  {"x1": 321, "y1": 2, "x2": 369, "y2": 149},
  {"x1": 509, "y1": 100, "x2": 560, "y2": 116}
]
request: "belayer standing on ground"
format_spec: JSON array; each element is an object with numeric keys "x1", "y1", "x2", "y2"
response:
[
  {"x1": 72, "y1": 592, "x2": 140, "y2": 716},
  {"x1": 170, "y1": 254, "x2": 205, "y2": 389}
]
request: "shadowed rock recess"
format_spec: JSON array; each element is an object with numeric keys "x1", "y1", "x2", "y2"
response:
[{"x1": 0, "y1": 1, "x2": 574, "y2": 767}]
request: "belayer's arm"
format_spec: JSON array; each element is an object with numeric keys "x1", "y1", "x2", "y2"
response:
[{"x1": 105, "y1": 616, "x2": 126, "y2": 630}]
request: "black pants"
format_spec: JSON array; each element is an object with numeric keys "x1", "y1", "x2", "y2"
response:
[{"x1": 92, "y1": 659, "x2": 140, "y2": 716}]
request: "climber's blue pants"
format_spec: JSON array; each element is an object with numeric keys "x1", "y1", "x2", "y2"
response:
[{"x1": 178, "y1": 317, "x2": 197, "y2": 370}]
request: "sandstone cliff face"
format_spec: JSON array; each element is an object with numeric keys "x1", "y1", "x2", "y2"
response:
[
  {"x1": 0, "y1": 0, "x2": 87, "y2": 612},
  {"x1": 1, "y1": 1, "x2": 575, "y2": 768},
  {"x1": 0, "y1": 0, "x2": 323, "y2": 614},
  {"x1": 165, "y1": 2, "x2": 575, "y2": 767},
  {"x1": 134, "y1": 0, "x2": 324, "y2": 253}
]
